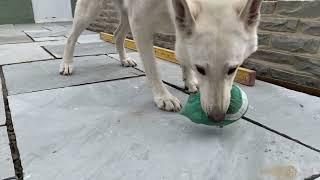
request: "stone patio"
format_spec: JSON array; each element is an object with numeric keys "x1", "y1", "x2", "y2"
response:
[{"x1": 0, "y1": 22, "x2": 319, "y2": 180}]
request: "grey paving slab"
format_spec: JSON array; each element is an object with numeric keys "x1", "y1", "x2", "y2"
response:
[
  {"x1": 43, "y1": 42, "x2": 118, "y2": 58},
  {"x1": 8, "y1": 77, "x2": 320, "y2": 180},
  {"x1": 110, "y1": 52, "x2": 320, "y2": 151},
  {"x1": 0, "y1": 24, "x2": 15, "y2": 32},
  {"x1": 3, "y1": 55, "x2": 144, "y2": 95},
  {"x1": 0, "y1": 35, "x2": 33, "y2": 45},
  {"x1": 77, "y1": 34, "x2": 104, "y2": 44},
  {"x1": 25, "y1": 27, "x2": 96, "y2": 39},
  {"x1": 0, "y1": 24, "x2": 33, "y2": 45},
  {"x1": 41, "y1": 23, "x2": 71, "y2": 31},
  {"x1": 23, "y1": 29, "x2": 50, "y2": 34},
  {"x1": 110, "y1": 52, "x2": 185, "y2": 88},
  {"x1": 14, "y1": 24, "x2": 47, "y2": 32},
  {"x1": 25, "y1": 30, "x2": 68, "y2": 38},
  {"x1": 0, "y1": 78, "x2": 5, "y2": 126},
  {"x1": 65, "y1": 30, "x2": 98, "y2": 37},
  {"x1": 33, "y1": 36, "x2": 66, "y2": 42},
  {"x1": 0, "y1": 43, "x2": 53, "y2": 65},
  {"x1": 239, "y1": 81, "x2": 320, "y2": 149},
  {"x1": 0, "y1": 127, "x2": 15, "y2": 179}
]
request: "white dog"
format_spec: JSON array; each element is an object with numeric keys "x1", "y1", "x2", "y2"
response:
[{"x1": 60, "y1": 0, "x2": 262, "y2": 121}]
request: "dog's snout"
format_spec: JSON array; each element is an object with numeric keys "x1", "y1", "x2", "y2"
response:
[{"x1": 208, "y1": 113, "x2": 226, "y2": 122}]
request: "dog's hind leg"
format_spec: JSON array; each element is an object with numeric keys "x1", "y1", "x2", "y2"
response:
[
  {"x1": 130, "y1": 25, "x2": 181, "y2": 112},
  {"x1": 59, "y1": 0, "x2": 102, "y2": 75},
  {"x1": 114, "y1": 13, "x2": 137, "y2": 67}
]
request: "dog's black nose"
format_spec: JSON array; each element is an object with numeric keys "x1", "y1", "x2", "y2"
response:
[{"x1": 208, "y1": 113, "x2": 226, "y2": 122}]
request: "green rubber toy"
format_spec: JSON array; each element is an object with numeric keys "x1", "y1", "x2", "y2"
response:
[{"x1": 180, "y1": 85, "x2": 249, "y2": 127}]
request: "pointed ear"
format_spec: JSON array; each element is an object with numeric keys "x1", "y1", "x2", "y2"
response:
[
  {"x1": 172, "y1": 0, "x2": 196, "y2": 35},
  {"x1": 240, "y1": 0, "x2": 263, "y2": 27}
]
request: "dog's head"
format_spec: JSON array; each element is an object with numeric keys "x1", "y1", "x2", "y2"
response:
[{"x1": 173, "y1": 0, "x2": 262, "y2": 121}]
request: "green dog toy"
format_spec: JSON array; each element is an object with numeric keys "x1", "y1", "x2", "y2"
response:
[{"x1": 180, "y1": 85, "x2": 248, "y2": 127}]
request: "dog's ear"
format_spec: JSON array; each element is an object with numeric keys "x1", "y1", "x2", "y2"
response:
[
  {"x1": 172, "y1": 0, "x2": 197, "y2": 35},
  {"x1": 240, "y1": 0, "x2": 263, "y2": 28}
]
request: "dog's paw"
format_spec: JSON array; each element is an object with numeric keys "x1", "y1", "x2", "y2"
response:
[
  {"x1": 59, "y1": 62, "x2": 73, "y2": 76},
  {"x1": 154, "y1": 95, "x2": 181, "y2": 112},
  {"x1": 121, "y1": 58, "x2": 137, "y2": 67},
  {"x1": 184, "y1": 78, "x2": 198, "y2": 93}
]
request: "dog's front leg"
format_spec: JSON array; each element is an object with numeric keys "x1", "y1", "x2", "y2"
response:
[
  {"x1": 176, "y1": 43, "x2": 198, "y2": 93},
  {"x1": 131, "y1": 28, "x2": 181, "y2": 112}
]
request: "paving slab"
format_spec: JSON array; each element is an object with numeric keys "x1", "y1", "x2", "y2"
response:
[
  {"x1": 0, "y1": 24, "x2": 33, "y2": 45},
  {"x1": 238, "y1": 81, "x2": 320, "y2": 150},
  {"x1": 0, "y1": 35, "x2": 33, "y2": 45},
  {"x1": 0, "y1": 78, "x2": 5, "y2": 126},
  {"x1": 109, "y1": 52, "x2": 185, "y2": 88},
  {"x1": 65, "y1": 30, "x2": 98, "y2": 37},
  {"x1": 0, "y1": 127, "x2": 15, "y2": 179},
  {"x1": 8, "y1": 77, "x2": 320, "y2": 180},
  {"x1": 14, "y1": 24, "x2": 47, "y2": 32},
  {"x1": 77, "y1": 34, "x2": 104, "y2": 44},
  {"x1": 33, "y1": 36, "x2": 66, "y2": 42},
  {"x1": 25, "y1": 27, "x2": 96, "y2": 39},
  {"x1": 23, "y1": 29, "x2": 50, "y2": 34},
  {"x1": 0, "y1": 43, "x2": 53, "y2": 65},
  {"x1": 110, "y1": 52, "x2": 320, "y2": 151},
  {"x1": 25, "y1": 30, "x2": 68, "y2": 38},
  {"x1": 40, "y1": 23, "x2": 71, "y2": 31},
  {"x1": 43, "y1": 42, "x2": 118, "y2": 58},
  {"x1": 3, "y1": 55, "x2": 144, "y2": 95},
  {"x1": 35, "y1": 40, "x2": 68, "y2": 47},
  {"x1": 39, "y1": 22, "x2": 81, "y2": 32},
  {"x1": 0, "y1": 24, "x2": 15, "y2": 32}
]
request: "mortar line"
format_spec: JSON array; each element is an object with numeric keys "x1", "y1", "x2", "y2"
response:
[
  {"x1": 1, "y1": 58, "x2": 56, "y2": 67},
  {"x1": 0, "y1": 41, "x2": 34, "y2": 45},
  {"x1": 0, "y1": 53, "x2": 115, "y2": 67},
  {"x1": 9, "y1": 74, "x2": 146, "y2": 96},
  {"x1": 2, "y1": 176, "x2": 17, "y2": 180},
  {"x1": 23, "y1": 32, "x2": 35, "y2": 42},
  {"x1": 305, "y1": 173, "x2": 320, "y2": 180},
  {"x1": 0, "y1": 67, "x2": 23, "y2": 180},
  {"x1": 41, "y1": 46, "x2": 58, "y2": 59}
]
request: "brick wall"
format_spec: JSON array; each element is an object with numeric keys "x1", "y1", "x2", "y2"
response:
[
  {"x1": 88, "y1": 0, "x2": 320, "y2": 90},
  {"x1": 245, "y1": 0, "x2": 320, "y2": 89}
]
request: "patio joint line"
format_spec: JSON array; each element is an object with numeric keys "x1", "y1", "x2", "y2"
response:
[
  {"x1": 9, "y1": 74, "x2": 146, "y2": 96},
  {"x1": 41, "y1": 46, "x2": 58, "y2": 59},
  {"x1": 1, "y1": 58, "x2": 56, "y2": 66},
  {"x1": 163, "y1": 81, "x2": 320, "y2": 154},
  {"x1": 0, "y1": 41, "x2": 33, "y2": 46},
  {"x1": 40, "y1": 26, "x2": 53, "y2": 31},
  {"x1": 305, "y1": 173, "x2": 320, "y2": 180},
  {"x1": 0, "y1": 53, "x2": 121, "y2": 68},
  {"x1": 23, "y1": 32, "x2": 35, "y2": 42},
  {"x1": 2, "y1": 176, "x2": 17, "y2": 180},
  {"x1": 0, "y1": 67, "x2": 23, "y2": 180}
]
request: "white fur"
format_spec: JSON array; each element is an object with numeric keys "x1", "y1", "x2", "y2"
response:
[{"x1": 60, "y1": 0, "x2": 262, "y2": 119}]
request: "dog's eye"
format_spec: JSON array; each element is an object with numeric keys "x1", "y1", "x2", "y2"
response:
[
  {"x1": 195, "y1": 65, "x2": 206, "y2": 75},
  {"x1": 228, "y1": 67, "x2": 238, "y2": 75}
]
